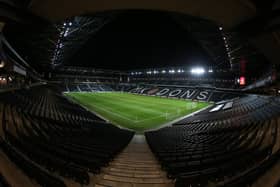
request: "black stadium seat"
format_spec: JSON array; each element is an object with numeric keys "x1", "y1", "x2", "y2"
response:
[
  {"x1": 146, "y1": 95, "x2": 280, "y2": 187},
  {"x1": 0, "y1": 86, "x2": 134, "y2": 186}
]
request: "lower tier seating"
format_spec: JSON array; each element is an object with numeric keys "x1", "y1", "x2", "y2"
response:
[
  {"x1": 146, "y1": 95, "x2": 280, "y2": 187},
  {"x1": 0, "y1": 86, "x2": 134, "y2": 186}
]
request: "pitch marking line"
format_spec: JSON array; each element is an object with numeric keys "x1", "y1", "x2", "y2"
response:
[
  {"x1": 90, "y1": 103, "x2": 136, "y2": 122},
  {"x1": 92, "y1": 102, "x2": 190, "y2": 125},
  {"x1": 92, "y1": 102, "x2": 183, "y2": 124}
]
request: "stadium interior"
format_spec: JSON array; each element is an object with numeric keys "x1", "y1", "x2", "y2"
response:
[{"x1": 0, "y1": 0, "x2": 280, "y2": 187}]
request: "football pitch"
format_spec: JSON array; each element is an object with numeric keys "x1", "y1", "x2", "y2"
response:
[{"x1": 65, "y1": 92, "x2": 210, "y2": 132}]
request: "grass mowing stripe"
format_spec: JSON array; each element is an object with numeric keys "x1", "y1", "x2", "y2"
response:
[
  {"x1": 65, "y1": 92, "x2": 210, "y2": 132},
  {"x1": 79, "y1": 93, "x2": 163, "y2": 118},
  {"x1": 101, "y1": 93, "x2": 196, "y2": 115},
  {"x1": 87, "y1": 102, "x2": 136, "y2": 122}
]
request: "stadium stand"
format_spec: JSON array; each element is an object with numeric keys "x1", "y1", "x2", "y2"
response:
[
  {"x1": 1, "y1": 3, "x2": 280, "y2": 186},
  {"x1": 145, "y1": 95, "x2": 280, "y2": 187},
  {"x1": 65, "y1": 83, "x2": 114, "y2": 92},
  {"x1": 94, "y1": 135, "x2": 173, "y2": 186},
  {"x1": 0, "y1": 86, "x2": 134, "y2": 186},
  {"x1": 129, "y1": 86, "x2": 242, "y2": 102},
  {"x1": 67, "y1": 84, "x2": 79, "y2": 92}
]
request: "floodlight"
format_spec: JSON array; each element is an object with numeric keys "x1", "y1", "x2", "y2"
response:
[
  {"x1": 177, "y1": 69, "x2": 181, "y2": 73},
  {"x1": 219, "y1": 27, "x2": 223, "y2": 31},
  {"x1": 169, "y1": 70, "x2": 175, "y2": 74},
  {"x1": 208, "y1": 69, "x2": 213, "y2": 73},
  {"x1": 0, "y1": 61, "x2": 5, "y2": 68},
  {"x1": 191, "y1": 67, "x2": 205, "y2": 75},
  {"x1": 162, "y1": 70, "x2": 166, "y2": 74}
]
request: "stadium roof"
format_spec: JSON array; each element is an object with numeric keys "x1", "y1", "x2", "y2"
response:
[{"x1": 0, "y1": 0, "x2": 279, "y2": 74}]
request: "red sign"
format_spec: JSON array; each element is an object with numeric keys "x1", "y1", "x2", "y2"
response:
[{"x1": 240, "y1": 76, "x2": 246, "y2": 86}]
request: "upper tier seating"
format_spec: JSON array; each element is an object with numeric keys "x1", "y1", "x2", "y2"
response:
[
  {"x1": 66, "y1": 83, "x2": 114, "y2": 92},
  {"x1": 77, "y1": 84, "x2": 92, "y2": 92},
  {"x1": 0, "y1": 86, "x2": 134, "y2": 186},
  {"x1": 145, "y1": 95, "x2": 280, "y2": 187}
]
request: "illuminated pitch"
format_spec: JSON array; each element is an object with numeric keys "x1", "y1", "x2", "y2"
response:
[{"x1": 65, "y1": 92, "x2": 210, "y2": 132}]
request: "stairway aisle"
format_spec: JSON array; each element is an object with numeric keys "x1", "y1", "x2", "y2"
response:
[{"x1": 94, "y1": 135, "x2": 174, "y2": 187}]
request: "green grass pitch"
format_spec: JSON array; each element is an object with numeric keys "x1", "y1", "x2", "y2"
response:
[{"x1": 65, "y1": 92, "x2": 210, "y2": 132}]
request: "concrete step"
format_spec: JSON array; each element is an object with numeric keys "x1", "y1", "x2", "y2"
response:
[
  {"x1": 117, "y1": 156, "x2": 156, "y2": 161},
  {"x1": 95, "y1": 180, "x2": 174, "y2": 187},
  {"x1": 110, "y1": 162, "x2": 160, "y2": 169},
  {"x1": 114, "y1": 159, "x2": 157, "y2": 164},
  {"x1": 103, "y1": 174, "x2": 172, "y2": 184},
  {"x1": 94, "y1": 135, "x2": 174, "y2": 187},
  {"x1": 103, "y1": 167, "x2": 165, "y2": 175},
  {"x1": 103, "y1": 169, "x2": 165, "y2": 178},
  {"x1": 96, "y1": 179, "x2": 133, "y2": 187},
  {"x1": 107, "y1": 165, "x2": 161, "y2": 171}
]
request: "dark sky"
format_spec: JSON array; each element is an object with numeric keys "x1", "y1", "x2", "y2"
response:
[{"x1": 68, "y1": 10, "x2": 212, "y2": 70}]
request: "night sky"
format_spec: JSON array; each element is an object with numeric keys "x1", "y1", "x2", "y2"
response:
[{"x1": 68, "y1": 10, "x2": 212, "y2": 70}]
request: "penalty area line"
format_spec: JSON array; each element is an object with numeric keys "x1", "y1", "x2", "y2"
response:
[{"x1": 89, "y1": 103, "x2": 137, "y2": 122}]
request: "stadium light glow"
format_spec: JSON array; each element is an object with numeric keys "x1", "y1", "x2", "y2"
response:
[
  {"x1": 177, "y1": 69, "x2": 181, "y2": 73},
  {"x1": 147, "y1": 71, "x2": 152, "y2": 74},
  {"x1": 0, "y1": 61, "x2": 5, "y2": 68},
  {"x1": 169, "y1": 70, "x2": 175, "y2": 74},
  {"x1": 191, "y1": 67, "x2": 205, "y2": 75},
  {"x1": 162, "y1": 70, "x2": 166, "y2": 74},
  {"x1": 208, "y1": 69, "x2": 213, "y2": 73}
]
